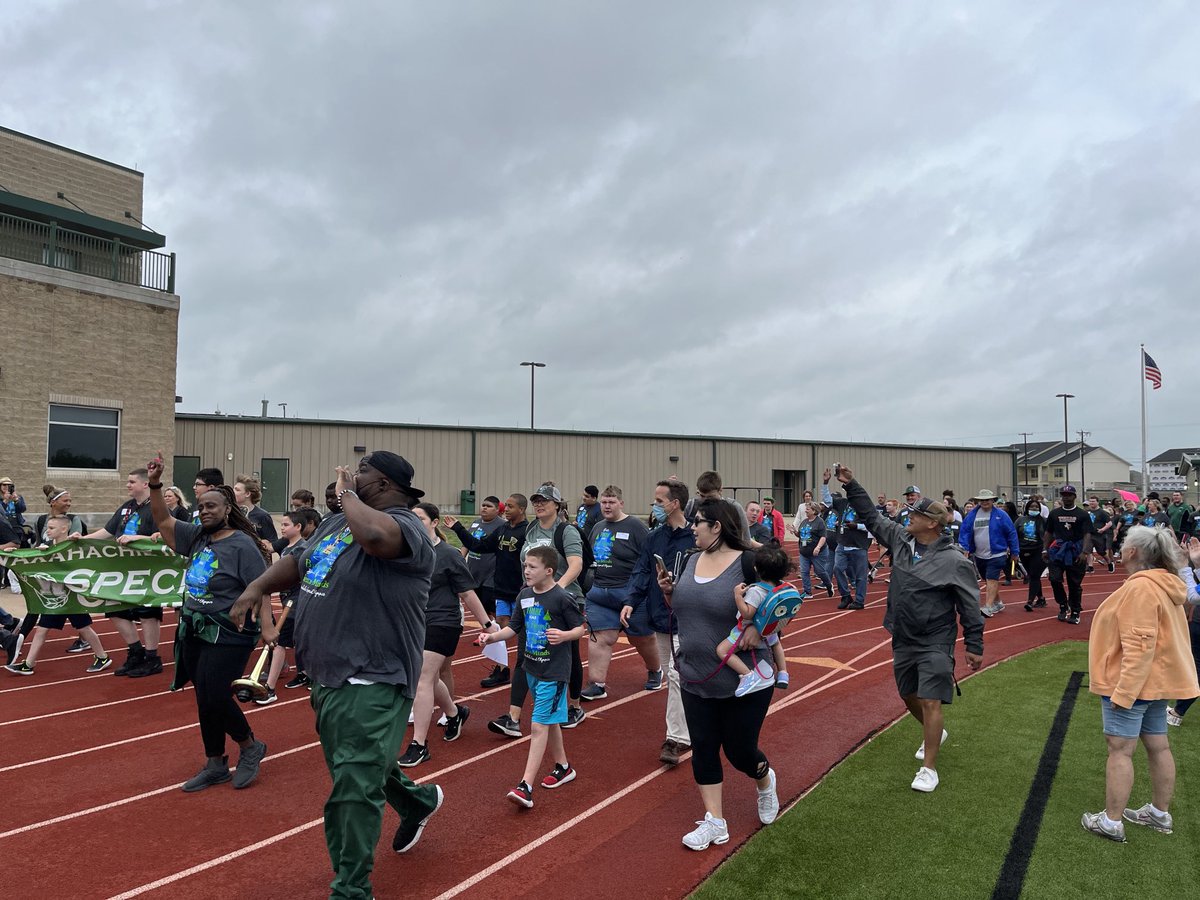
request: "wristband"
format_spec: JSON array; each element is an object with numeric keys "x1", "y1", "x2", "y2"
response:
[
  {"x1": 148, "y1": 482, "x2": 163, "y2": 490},
  {"x1": 337, "y1": 488, "x2": 357, "y2": 503}
]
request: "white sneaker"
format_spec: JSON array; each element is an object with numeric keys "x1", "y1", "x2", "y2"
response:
[
  {"x1": 980, "y1": 605, "x2": 994, "y2": 618},
  {"x1": 994, "y1": 600, "x2": 1005, "y2": 613},
  {"x1": 911, "y1": 767, "x2": 939, "y2": 792},
  {"x1": 915, "y1": 728, "x2": 948, "y2": 761},
  {"x1": 757, "y1": 768, "x2": 779, "y2": 824},
  {"x1": 682, "y1": 812, "x2": 729, "y2": 850},
  {"x1": 734, "y1": 668, "x2": 771, "y2": 698},
  {"x1": 1166, "y1": 707, "x2": 1183, "y2": 727}
]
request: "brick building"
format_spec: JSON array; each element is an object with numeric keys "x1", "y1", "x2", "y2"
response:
[{"x1": 0, "y1": 126, "x2": 179, "y2": 522}]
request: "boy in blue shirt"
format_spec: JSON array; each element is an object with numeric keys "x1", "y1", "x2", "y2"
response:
[{"x1": 480, "y1": 545, "x2": 585, "y2": 808}]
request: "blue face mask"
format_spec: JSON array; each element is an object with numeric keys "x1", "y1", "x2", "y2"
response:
[{"x1": 651, "y1": 504, "x2": 668, "y2": 524}]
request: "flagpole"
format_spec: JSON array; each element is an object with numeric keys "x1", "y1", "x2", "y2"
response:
[{"x1": 1140, "y1": 343, "x2": 1148, "y2": 500}]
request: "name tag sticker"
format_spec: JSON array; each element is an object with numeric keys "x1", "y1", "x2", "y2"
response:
[
  {"x1": 520, "y1": 597, "x2": 535, "y2": 609},
  {"x1": 615, "y1": 532, "x2": 629, "y2": 540}
]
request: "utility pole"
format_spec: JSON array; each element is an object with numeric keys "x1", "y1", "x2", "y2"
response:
[
  {"x1": 1078, "y1": 429, "x2": 1090, "y2": 495},
  {"x1": 1055, "y1": 393, "x2": 1074, "y2": 483},
  {"x1": 1019, "y1": 432, "x2": 1033, "y2": 497}
]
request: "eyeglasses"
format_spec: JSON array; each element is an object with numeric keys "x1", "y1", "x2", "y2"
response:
[{"x1": 690, "y1": 517, "x2": 715, "y2": 527}]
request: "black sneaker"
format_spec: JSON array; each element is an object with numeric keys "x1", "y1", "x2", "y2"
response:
[
  {"x1": 1108, "y1": 562, "x2": 1115, "y2": 573},
  {"x1": 182, "y1": 757, "x2": 231, "y2": 792},
  {"x1": 1086, "y1": 566, "x2": 1094, "y2": 574},
  {"x1": 127, "y1": 654, "x2": 164, "y2": 678},
  {"x1": 114, "y1": 648, "x2": 146, "y2": 676},
  {"x1": 443, "y1": 704, "x2": 470, "y2": 742},
  {"x1": 1057, "y1": 605, "x2": 1069, "y2": 622},
  {"x1": 232, "y1": 739, "x2": 267, "y2": 789},
  {"x1": 2, "y1": 630, "x2": 22, "y2": 665},
  {"x1": 541, "y1": 762, "x2": 576, "y2": 789},
  {"x1": 1068, "y1": 613, "x2": 1081, "y2": 625},
  {"x1": 487, "y1": 714, "x2": 522, "y2": 738},
  {"x1": 86, "y1": 655, "x2": 113, "y2": 674},
  {"x1": 285, "y1": 672, "x2": 310, "y2": 689},
  {"x1": 393, "y1": 785, "x2": 444, "y2": 852},
  {"x1": 254, "y1": 688, "x2": 278, "y2": 706},
  {"x1": 1024, "y1": 601, "x2": 1035, "y2": 612},
  {"x1": 825, "y1": 584, "x2": 834, "y2": 598},
  {"x1": 563, "y1": 706, "x2": 586, "y2": 729},
  {"x1": 65, "y1": 637, "x2": 90, "y2": 654},
  {"x1": 480, "y1": 664, "x2": 510, "y2": 688},
  {"x1": 580, "y1": 683, "x2": 607, "y2": 701},
  {"x1": 1033, "y1": 598, "x2": 1047, "y2": 608},
  {"x1": 507, "y1": 781, "x2": 534, "y2": 809},
  {"x1": 836, "y1": 600, "x2": 850, "y2": 610},
  {"x1": 398, "y1": 740, "x2": 430, "y2": 767}
]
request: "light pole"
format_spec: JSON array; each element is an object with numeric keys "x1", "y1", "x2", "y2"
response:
[
  {"x1": 1056, "y1": 393, "x2": 1074, "y2": 483},
  {"x1": 1019, "y1": 431, "x2": 1032, "y2": 496},
  {"x1": 1078, "y1": 429, "x2": 1089, "y2": 494},
  {"x1": 520, "y1": 361, "x2": 545, "y2": 430},
  {"x1": 278, "y1": 402, "x2": 288, "y2": 418}
]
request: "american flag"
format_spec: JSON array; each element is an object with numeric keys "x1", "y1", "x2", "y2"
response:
[{"x1": 1143, "y1": 350, "x2": 1162, "y2": 390}]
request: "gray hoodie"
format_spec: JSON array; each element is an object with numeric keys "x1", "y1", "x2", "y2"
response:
[{"x1": 845, "y1": 480, "x2": 984, "y2": 655}]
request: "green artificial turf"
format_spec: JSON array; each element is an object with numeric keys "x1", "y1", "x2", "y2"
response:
[{"x1": 694, "y1": 641, "x2": 1200, "y2": 900}]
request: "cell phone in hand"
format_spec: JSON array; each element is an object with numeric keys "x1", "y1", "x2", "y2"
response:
[{"x1": 654, "y1": 554, "x2": 669, "y2": 579}]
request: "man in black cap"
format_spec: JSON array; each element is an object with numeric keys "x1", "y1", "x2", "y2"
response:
[
  {"x1": 1043, "y1": 484, "x2": 1094, "y2": 625},
  {"x1": 231, "y1": 451, "x2": 442, "y2": 898}
]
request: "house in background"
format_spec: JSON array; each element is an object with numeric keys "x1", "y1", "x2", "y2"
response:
[
  {"x1": 1006, "y1": 441, "x2": 1135, "y2": 498},
  {"x1": 1148, "y1": 447, "x2": 1200, "y2": 496}
]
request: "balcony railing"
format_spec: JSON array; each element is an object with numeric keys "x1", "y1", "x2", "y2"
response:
[{"x1": 0, "y1": 211, "x2": 175, "y2": 293}]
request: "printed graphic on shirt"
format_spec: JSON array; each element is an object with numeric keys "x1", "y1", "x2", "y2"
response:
[
  {"x1": 467, "y1": 521, "x2": 486, "y2": 561},
  {"x1": 825, "y1": 511, "x2": 838, "y2": 530},
  {"x1": 122, "y1": 511, "x2": 142, "y2": 536},
  {"x1": 1021, "y1": 520, "x2": 1038, "y2": 541},
  {"x1": 303, "y1": 527, "x2": 354, "y2": 589},
  {"x1": 799, "y1": 522, "x2": 813, "y2": 545},
  {"x1": 185, "y1": 548, "x2": 218, "y2": 605},
  {"x1": 593, "y1": 527, "x2": 615, "y2": 564},
  {"x1": 576, "y1": 507, "x2": 588, "y2": 530},
  {"x1": 523, "y1": 601, "x2": 551, "y2": 664}
]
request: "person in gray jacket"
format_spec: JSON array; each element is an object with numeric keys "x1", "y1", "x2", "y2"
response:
[{"x1": 834, "y1": 464, "x2": 984, "y2": 794}]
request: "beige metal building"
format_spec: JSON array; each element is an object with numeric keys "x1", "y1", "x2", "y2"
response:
[
  {"x1": 0, "y1": 127, "x2": 179, "y2": 521},
  {"x1": 174, "y1": 414, "x2": 1018, "y2": 516}
]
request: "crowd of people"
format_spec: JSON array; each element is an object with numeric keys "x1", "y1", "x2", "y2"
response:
[{"x1": 2, "y1": 457, "x2": 1199, "y2": 896}]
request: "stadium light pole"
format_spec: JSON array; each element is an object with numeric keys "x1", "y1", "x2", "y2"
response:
[
  {"x1": 1019, "y1": 431, "x2": 1032, "y2": 496},
  {"x1": 520, "y1": 361, "x2": 546, "y2": 430},
  {"x1": 1056, "y1": 393, "x2": 1074, "y2": 484}
]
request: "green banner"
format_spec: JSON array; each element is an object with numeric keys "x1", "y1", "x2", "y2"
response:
[{"x1": 0, "y1": 540, "x2": 186, "y2": 615}]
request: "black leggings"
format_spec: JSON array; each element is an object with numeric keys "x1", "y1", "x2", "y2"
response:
[
  {"x1": 509, "y1": 639, "x2": 584, "y2": 710},
  {"x1": 681, "y1": 687, "x2": 772, "y2": 785},
  {"x1": 181, "y1": 636, "x2": 255, "y2": 758},
  {"x1": 1020, "y1": 550, "x2": 1045, "y2": 603}
]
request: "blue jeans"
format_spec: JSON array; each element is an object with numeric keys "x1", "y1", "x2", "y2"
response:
[
  {"x1": 798, "y1": 553, "x2": 830, "y2": 595},
  {"x1": 835, "y1": 547, "x2": 868, "y2": 606}
]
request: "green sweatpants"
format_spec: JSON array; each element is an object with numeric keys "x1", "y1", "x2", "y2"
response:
[{"x1": 311, "y1": 682, "x2": 441, "y2": 900}]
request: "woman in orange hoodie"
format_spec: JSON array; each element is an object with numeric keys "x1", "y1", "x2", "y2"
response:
[{"x1": 1083, "y1": 525, "x2": 1200, "y2": 842}]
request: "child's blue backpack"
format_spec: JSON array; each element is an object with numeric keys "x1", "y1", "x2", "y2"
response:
[{"x1": 749, "y1": 581, "x2": 804, "y2": 636}]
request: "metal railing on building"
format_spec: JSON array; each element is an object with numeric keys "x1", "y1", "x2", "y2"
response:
[{"x1": 0, "y1": 211, "x2": 175, "y2": 293}]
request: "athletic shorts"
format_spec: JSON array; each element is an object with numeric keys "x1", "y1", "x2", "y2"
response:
[
  {"x1": 1092, "y1": 534, "x2": 1110, "y2": 553},
  {"x1": 1101, "y1": 696, "x2": 1168, "y2": 738},
  {"x1": 277, "y1": 613, "x2": 296, "y2": 649},
  {"x1": 495, "y1": 594, "x2": 516, "y2": 619},
  {"x1": 974, "y1": 556, "x2": 1008, "y2": 581},
  {"x1": 423, "y1": 624, "x2": 463, "y2": 658},
  {"x1": 108, "y1": 606, "x2": 164, "y2": 622},
  {"x1": 893, "y1": 645, "x2": 955, "y2": 704},
  {"x1": 37, "y1": 613, "x2": 93, "y2": 631},
  {"x1": 527, "y1": 673, "x2": 568, "y2": 726}
]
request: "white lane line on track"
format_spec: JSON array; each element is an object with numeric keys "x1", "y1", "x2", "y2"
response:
[
  {"x1": 0, "y1": 689, "x2": 189, "y2": 727},
  {"x1": 0, "y1": 663, "x2": 178, "y2": 694},
  {"x1": 0, "y1": 696, "x2": 311, "y2": 773}
]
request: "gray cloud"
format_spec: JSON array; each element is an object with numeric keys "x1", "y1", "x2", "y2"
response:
[{"x1": 3, "y1": 1, "x2": 1197, "y2": 464}]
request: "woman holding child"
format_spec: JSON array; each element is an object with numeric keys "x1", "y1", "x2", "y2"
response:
[{"x1": 659, "y1": 498, "x2": 780, "y2": 851}]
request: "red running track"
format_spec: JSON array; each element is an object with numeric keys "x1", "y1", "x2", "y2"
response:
[{"x1": 0, "y1": 564, "x2": 1123, "y2": 899}]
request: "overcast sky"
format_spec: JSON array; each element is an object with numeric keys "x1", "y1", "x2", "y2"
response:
[{"x1": 5, "y1": 2, "x2": 1198, "y2": 466}]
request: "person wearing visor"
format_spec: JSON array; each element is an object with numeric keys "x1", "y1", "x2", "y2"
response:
[
  {"x1": 230, "y1": 451, "x2": 444, "y2": 898},
  {"x1": 833, "y1": 465, "x2": 983, "y2": 793},
  {"x1": 959, "y1": 490, "x2": 1018, "y2": 618}
]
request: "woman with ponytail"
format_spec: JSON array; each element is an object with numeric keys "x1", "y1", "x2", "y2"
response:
[
  {"x1": 1082, "y1": 525, "x2": 1200, "y2": 842},
  {"x1": 146, "y1": 454, "x2": 275, "y2": 793},
  {"x1": 36, "y1": 485, "x2": 87, "y2": 544}
]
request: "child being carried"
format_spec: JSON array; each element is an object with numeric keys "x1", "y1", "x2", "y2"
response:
[{"x1": 716, "y1": 545, "x2": 801, "y2": 697}]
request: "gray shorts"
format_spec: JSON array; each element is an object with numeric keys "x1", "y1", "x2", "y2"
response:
[{"x1": 893, "y1": 645, "x2": 956, "y2": 704}]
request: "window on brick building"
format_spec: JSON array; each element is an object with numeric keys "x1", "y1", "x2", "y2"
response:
[{"x1": 47, "y1": 404, "x2": 120, "y2": 469}]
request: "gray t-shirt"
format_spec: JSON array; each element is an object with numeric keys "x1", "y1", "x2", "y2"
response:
[
  {"x1": 427, "y1": 539, "x2": 475, "y2": 629},
  {"x1": 521, "y1": 519, "x2": 584, "y2": 600},
  {"x1": 589, "y1": 515, "x2": 649, "y2": 588},
  {"x1": 974, "y1": 508, "x2": 994, "y2": 559},
  {"x1": 511, "y1": 584, "x2": 585, "y2": 683},
  {"x1": 464, "y1": 515, "x2": 505, "y2": 589},
  {"x1": 673, "y1": 552, "x2": 771, "y2": 699},
  {"x1": 175, "y1": 522, "x2": 268, "y2": 617},
  {"x1": 292, "y1": 507, "x2": 434, "y2": 692}
]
